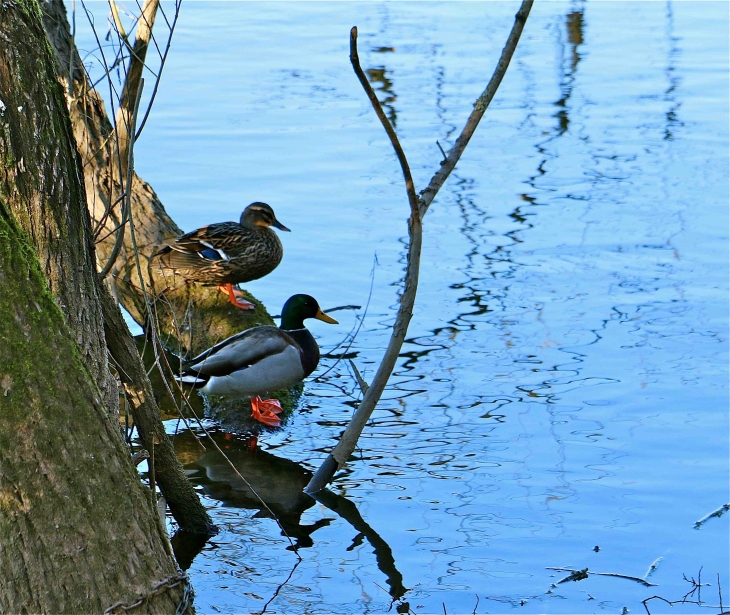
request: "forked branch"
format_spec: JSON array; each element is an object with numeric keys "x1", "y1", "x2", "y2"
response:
[{"x1": 305, "y1": 0, "x2": 533, "y2": 493}]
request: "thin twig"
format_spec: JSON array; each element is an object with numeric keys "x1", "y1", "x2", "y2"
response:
[
  {"x1": 93, "y1": 191, "x2": 126, "y2": 240},
  {"x1": 314, "y1": 254, "x2": 376, "y2": 381},
  {"x1": 348, "y1": 359, "x2": 369, "y2": 395},
  {"x1": 108, "y1": 0, "x2": 133, "y2": 52},
  {"x1": 257, "y1": 558, "x2": 302, "y2": 615},
  {"x1": 719, "y1": 573, "x2": 724, "y2": 614},
  {"x1": 323, "y1": 304, "x2": 362, "y2": 314}
]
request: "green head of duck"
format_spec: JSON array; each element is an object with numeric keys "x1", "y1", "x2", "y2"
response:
[{"x1": 280, "y1": 294, "x2": 339, "y2": 330}]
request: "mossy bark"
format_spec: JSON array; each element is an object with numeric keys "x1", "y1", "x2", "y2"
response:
[
  {"x1": 1, "y1": 0, "x2": 212, "y2": 538},
  {"x1": 0, "y1": 200, "x2": 183, "y2": 611},
  {"x1": 0, "y1": 0, "x2": 118, "y2": 418}
]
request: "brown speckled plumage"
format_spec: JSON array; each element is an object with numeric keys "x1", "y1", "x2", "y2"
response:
[{"x1": 155, "y1": 202, "x2": 289, "y2": 286}]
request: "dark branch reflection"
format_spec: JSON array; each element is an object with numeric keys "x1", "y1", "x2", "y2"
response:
[
  {"x1": 554, "y1": 4, "x2": 584, "y2": 136},
  {"x1": 366, "y1": 66, "x2": 398, "y2": 127},
  {"x1": 312, "y1": 488, "x2": 408, "y2": 602},
  {"x1": 663, "y1": 1, "x2": 683, "y2": 140}
]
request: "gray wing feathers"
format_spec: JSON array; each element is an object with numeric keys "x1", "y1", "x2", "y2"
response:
[{"x1": 188, "y1": 328, "x2": 292, "y2": 377}]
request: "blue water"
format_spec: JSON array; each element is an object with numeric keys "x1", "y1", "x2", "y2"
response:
[{"x1": 77, "y1": 1, "x2": 729, "y2": 612}]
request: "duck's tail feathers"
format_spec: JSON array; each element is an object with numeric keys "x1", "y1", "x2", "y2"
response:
[{"x1": 174, "y1": 372, "x2": 209, "y2": 389}]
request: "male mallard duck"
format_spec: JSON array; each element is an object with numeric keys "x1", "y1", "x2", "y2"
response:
[
  {"x1": 176, "y1": 294, "x2": 338, "y2": 427},
  {"x1": 155, "y1": 202, "x2": 290, "y2": 310}
]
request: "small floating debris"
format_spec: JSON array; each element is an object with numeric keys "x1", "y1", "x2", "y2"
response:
[
  {"x1": 694, "y1": 503, "x2": 730, "y2": 529},
  {"x1": 546, "y1": 567, "x2": 657, "y2": 587}
]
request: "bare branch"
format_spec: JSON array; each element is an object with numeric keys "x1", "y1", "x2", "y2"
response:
[
  {"x1": 108, "y1": 0, "x2": 132, "y2": 52},
  {"x1": 305, "y1": 3, "x2": 532, "y2": 494},
  {"x1": 305, "y1": 27, "x2": 424, "y2": 494},
  {"x1": 115, "y1": 0, "x2": 159, "y2": 170},
  {"x1": 348, "y1": 359, "x2": 369, "y2": 395},
  {"x1": 419, "y1": 0, "x2": 533, "y2": 218},
  {"x1": 349, "y1": 26, "x2": 419, "y2": 216},
  {"x1": 98, "y1": 80, "x2": 143, "y2": 279},
  {"x1": 135, "y1": 0, "x2": 182, "y2": 140}
]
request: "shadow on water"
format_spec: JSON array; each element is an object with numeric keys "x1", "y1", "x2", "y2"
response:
[{"x1": 169, "y1": 429, "x2": 408, "y2": 602}]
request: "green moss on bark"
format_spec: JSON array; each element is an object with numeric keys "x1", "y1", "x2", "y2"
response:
[{"x1": 0, "y1": 201, "x2": 182, "y2": 612}]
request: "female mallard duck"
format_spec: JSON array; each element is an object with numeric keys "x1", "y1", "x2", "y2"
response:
[
  {"x1": 155, "y1": 202, "x2": 290, "y2": 310},
  {"x1": 176, "y1": 294, "x2": 338, "y2": 427}
]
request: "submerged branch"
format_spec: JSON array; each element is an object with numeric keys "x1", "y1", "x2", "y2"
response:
[
  {"x1": 694, "y1": 503, "x2": 730, "y2": 529},
  {"x1": 99, "y1": 286, "x2": 215, "y2": 535},
  {"x1": 547, "y1": 567, "x2": 657, "y2": 587}
]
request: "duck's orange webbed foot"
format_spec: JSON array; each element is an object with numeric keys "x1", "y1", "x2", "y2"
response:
[
  {"x1": 217, "y1": 283, "x2": 256, "y2": 310},
  {"x1": 250, "y1": 395, "x2": 282, "y2": 428}
]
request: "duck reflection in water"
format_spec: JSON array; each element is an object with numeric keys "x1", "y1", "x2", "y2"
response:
[
  {"x1": 172, "y1": 429, "x2": 333, "y2": 558},
  {"x1": 170, "y1": 429, "x2": 408, "y2": 603}
]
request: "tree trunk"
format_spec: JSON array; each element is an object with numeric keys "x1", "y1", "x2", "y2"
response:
[
  {"x1": 0, "y1": 0, "x2": 118, "y2": 418},
  {"x1": 0, "y1": 201, "x2": 184, "y2": 612},
  {"x1": 0, "y1": 5, "x2": 212, "y2": 607},
  {"x1": 0, "y1": 3, "x2": 186, "y2": 608},
  {"x1": 2, "y1": 0, "x2": 213, "y2": 534}
]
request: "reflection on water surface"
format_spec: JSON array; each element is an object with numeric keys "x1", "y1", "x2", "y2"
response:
[{"x1": 80, "y1": 1, "x2": 728, "y2": 612}]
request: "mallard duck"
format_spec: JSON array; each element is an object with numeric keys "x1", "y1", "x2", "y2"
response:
[
  {"x1": 176, "y1": 294, "x2": 338, "y2": 427},
  {"x1": 155, "y1": 202, "x2": 290, "y2": 310}
]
